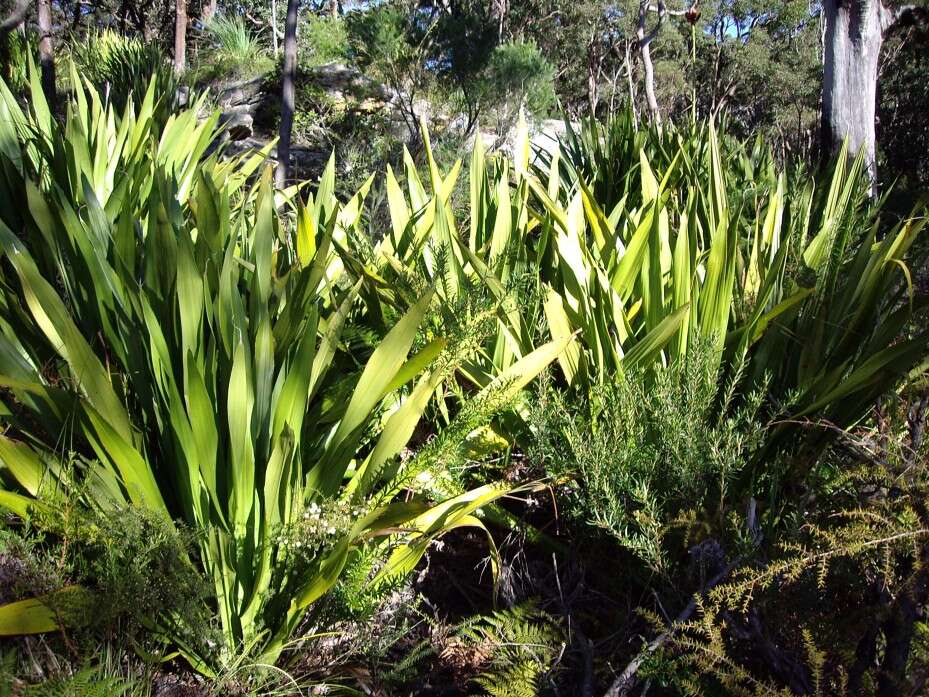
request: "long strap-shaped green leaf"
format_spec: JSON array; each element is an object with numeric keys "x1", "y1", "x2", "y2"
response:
[
  {"x1": 306, "y1": 290, "x2": 434, "y2": 497},
  {"x1": 0, "y1": 222, "x2": 134, "y2": 443},
  {"x1": 0, "y1": 586, "x2": 90, "y2": 636}
]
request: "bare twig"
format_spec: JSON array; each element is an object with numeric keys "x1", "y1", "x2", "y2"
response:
[
  {"x1": 881, "y1": 3, "x2": 929, "y2": 34},
  {"x1": 0, "y1": 0, "x2": 30, "y2": 35},
  {"x1": 603, "y1": 558, "x2": 739, "y2": 697}
]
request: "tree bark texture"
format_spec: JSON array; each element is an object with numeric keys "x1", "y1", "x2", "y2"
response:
[
  {"x1": 821, "y1": 0, "x2": 927, "y2": 185},
  {"x1": 271, "y1": 0, "x2": 279, "y2": 55},
  {"x1": 36, "y1": 0, "x2": 55, "y2": 104},
  {"x1": 821, "y1": 0, "x2": 883, "y2": 182},
  {"x1": 637, "y1": 0, "x2": 665, "y2": 126},
  {"x1": 174, "y1": 0, "x2": 187, "y2": 74},
  {"x1": 275, "y1": 0, "x2": 299, "y2": 188}
]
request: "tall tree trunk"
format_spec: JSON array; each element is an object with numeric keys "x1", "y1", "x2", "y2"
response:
[
  {"x1": 329, "y1": 0, "x2": 338, "y2": 18},
  {"x1": 821, "y1": 0, "x2": 927, "y2": 187},
  {"x1": 174, "y1": 0, "x2": 187, "y2": 75},
  {"x1": 586, "y1": 32, "x2": 600, "y2": 116},
  {"x1": 275, "y1": 0, "x2": 298, "y2": 188},
  {"x1": 821, "y1": 0, "x2": 882, "y2": 183},
  {"x1": 36, "y1": 0, "x2": 55, "y2": 104},
  {"x1": 637, "y1": 0, "x2": 665, "y2": 126},
  {"x1": 491, "y1": 0, "x2": 508, "y2": 41},
  {"x1": 271, "y1": 0, "x2": 279, "y2": 56}
]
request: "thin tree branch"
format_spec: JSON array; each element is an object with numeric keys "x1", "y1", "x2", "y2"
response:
[
  {"x1": 647, "y1": 4, "x2": 689, "y2": 15},
  {"x1": 0, "y1": 0, "x2": 30, "y2": 35},
  {"x1": 602, "y1": 559, "x2": 741, "y2": 697},
  {"x1": 880, "y1": 3, "x2": 929, "y2": 35}
]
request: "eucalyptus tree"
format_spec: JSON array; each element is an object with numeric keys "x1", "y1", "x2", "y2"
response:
[
  {"x1": 689, "y1": 0, "x2": 820, "y2": 152},
  {"x1": 821, "y1": 0, "x2": 928, "y2": 183}
]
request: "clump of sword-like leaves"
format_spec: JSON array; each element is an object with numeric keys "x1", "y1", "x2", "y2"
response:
[
  {"x1": 342, "y1": 120, "x2": 684, "y2": 433},
  {"x1": 541, "y1": 115, "x2": 928, "y2": 452},
  {"x1": 0, "y1": 73, "x2": 537, "y2": 672},
  {"x1": 330, "y1": 122, "x2": 578, "y2": 450},
  {"x1": 349, "y1": 119, "x2": 765, "y2": 396},
  {"x1": 348, "y1": 114, "x2": 927, "y2": 461}
]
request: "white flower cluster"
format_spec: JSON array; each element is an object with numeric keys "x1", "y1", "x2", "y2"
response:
[{"x1": 273, "y1": 498, "x2": 368, "y2": 559}]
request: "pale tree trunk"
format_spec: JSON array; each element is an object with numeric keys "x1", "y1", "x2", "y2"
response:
[
  {"x1": 821, "y1": 0, "x2": 927, "y2": 187},
  {"x1": 637, "y1": 0, "x2": 667, "y2": 126},
  {"x1": 587, "y1": 71, "x2": 599, "y2": 116},
  {"x1": 275, "y1": 0, "x2": 298, "y2": 188},
  {"x1": 491, "y1": 0, "x2": 508, "y2": 41},
  {"x1": 586, "y1": 30, "x2": 602, "y2": 116},
  {"x1": 271, "y1": 0, "x2": 279, "y2": 56},
  {"x1": 639, "y1": 39, "x2": 660, "y2": 124},
  {"x1": 626, "y1": 45, "x2": 638, "y2": 126},
  {"x1": 635, "y1": 0, "x2": 696, "y2": 126},
  {"x1": 329, "y1": 0, "x2": 338, "y2": 18},
  {"x1": 36, "y1": 0, "x2": 55, "y2": 104},
  {"x1": 821, "y1": 0, "x2": 881, "y2": 183},
  {"x1": 174, "y1": 0, "x2": 187, "y2": 74}
]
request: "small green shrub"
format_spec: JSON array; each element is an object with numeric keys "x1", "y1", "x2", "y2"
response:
[
  {"x1": 1, "y1": 503, "x2": 211, "y2": 653},
  {"x1": 641, "y1": 389, "x2": 929, "y2": 695},
  {"x1": 69, "y1": 30, "x2": 178, "y2": 121},
  {"x1": 199, "y1": 16, "x2": 271, "y2": 80},
  {"x1": 299, "y1": 14, "x2": 349, "y2": 67},
  {"x1": 532, "y1": 344, "x2": 766, "y2": 574},
  {"x1": 475, "y1": 42, "x2": 556, "y2": 133},
  {"x1": 0, "y1": 524, "x2": 64, "y2": 604},
  {"x1": 291, "y1": 79, "x2": 342, "y2": 144},
  {"x1": 0, "y1": 30, "x2": 36, "y2": 96},
  {"x1": 63, "y1": 508, "x2": 211, "y2": 647},
  {"x1": 346, "y1": 4, "x2": 411, "y2": 74}
]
